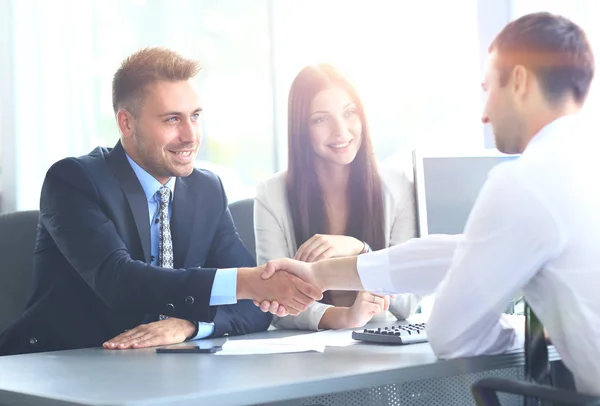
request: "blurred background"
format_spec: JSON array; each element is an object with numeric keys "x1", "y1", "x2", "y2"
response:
[{"x1": 1, "y1": 0, "x2": 598, "y2": 211}]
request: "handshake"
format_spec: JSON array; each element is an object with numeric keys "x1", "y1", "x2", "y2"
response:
[
  {"x1": 237, "y1": 256, "x2": 365, "y2": 317},
  {"x1": 237, "y1": 258, "x2": 322, "y2": 317}
]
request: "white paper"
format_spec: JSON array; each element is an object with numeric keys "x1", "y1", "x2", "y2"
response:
[
  {"x1": 216, "y1": 338, "x2": 325, "y2": 355},
  {"x1": 276, "y1": 329, "x2": 358, "y2": 347}
]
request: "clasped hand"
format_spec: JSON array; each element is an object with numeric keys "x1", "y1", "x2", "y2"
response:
[
  {"x1": 241, "y1": 263, "x2": 323, "y2": 316},
  {"x1": 253, "y1": 258, "x2": 391, "y2": 321}
]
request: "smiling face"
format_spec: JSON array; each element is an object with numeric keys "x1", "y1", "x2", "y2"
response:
[
  {"x1": 308, "y1": 86, "x2": 363, "y2": 168},
  {"x1": 119, "y1": 79, "x2": 202, "y2": 184}
]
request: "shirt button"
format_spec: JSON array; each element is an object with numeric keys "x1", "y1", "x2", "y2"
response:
[
  {"x1": 165, "y1": 303, "x2": 175, "y2": 314},
  {"x1": 185, "y1": 296, "x2": 195, "y2": 305},
  {"x1": 154, "y1": 218, "x2": 159, "y2": 224},
  {"x1": 29, "y1": 337, "x2": 38, "y2": 345}
]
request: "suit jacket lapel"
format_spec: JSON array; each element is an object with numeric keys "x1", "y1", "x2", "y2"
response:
[{"x1": 106, "y1": 141, "x2": 152, "y2": 263}]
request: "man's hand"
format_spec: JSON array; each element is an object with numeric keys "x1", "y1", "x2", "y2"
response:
[
  {"x1": 262, "y1": 258, "x2": 321, "y2": 287},
  {"x1": 103, "y1": 318, "x2": 196, "y2": 350},
  {"x1": 252, "y1": 258, "x2": 322, "y2": 316},
  {"x1": 237, "y1": 264, "x2": 322, "y2": 316},
  {"x1": 295, "y1": 234, "x2": 363, "y2": 262},
  {"x1": 253, "y1": 257, "x2": 363, "y2": 316}
]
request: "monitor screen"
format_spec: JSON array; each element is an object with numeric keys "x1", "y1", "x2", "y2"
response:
[{"x1": 413, "y1": 152, "x2": 519, "y2": 236}]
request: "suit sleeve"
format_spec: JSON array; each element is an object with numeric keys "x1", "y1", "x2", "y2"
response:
[
  {"x1": 40, "y1": 158, "x2": 218, "y2": 323},
  {"x1": 204, "y1": 176, "x2": 272, "y2": 336}
]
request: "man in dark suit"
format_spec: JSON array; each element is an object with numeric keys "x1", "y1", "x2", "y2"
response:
[{"x1": 0, "y1": 47, "x2": 321, "y2": 355}]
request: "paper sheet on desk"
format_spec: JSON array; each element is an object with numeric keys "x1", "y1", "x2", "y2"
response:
[
  {"x1": 276, "y1": 329, "x2": 358, "y2": 347},
  {"x1": 216, "y1": 339, "x2": 325, "y2": 355}
]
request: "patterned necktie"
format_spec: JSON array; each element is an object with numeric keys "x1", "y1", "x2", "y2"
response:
[{"x1": 158, "y1": 186, "x2": 174, "y2": 269}]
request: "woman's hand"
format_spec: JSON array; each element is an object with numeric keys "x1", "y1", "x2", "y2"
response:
[
  {"x1": 295, "y1": 234, "x2": 364, "y2": 262},
  {"x1": 319, "y1": 291, "x2": 391, "y2": 329}
]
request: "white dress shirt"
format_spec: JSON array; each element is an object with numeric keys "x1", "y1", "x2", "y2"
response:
[
  {"x1": 358, "y1": 114, "x2": 600, "y2": 395},
  {"x1": 255, "y1": 166, "x2": 420, "y2": 330}
]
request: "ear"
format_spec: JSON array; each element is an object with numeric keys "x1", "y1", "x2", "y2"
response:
[
  {"x1": 116, "y1": 109, "x2": 135, "y2": 138},
  {"x1": 511, "y1": 65, "x2": 530, "y2": 100}
]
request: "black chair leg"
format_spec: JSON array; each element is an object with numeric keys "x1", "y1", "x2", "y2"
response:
[{"x1": 549, "y1": 361, "x2": 577, "y2": 406}]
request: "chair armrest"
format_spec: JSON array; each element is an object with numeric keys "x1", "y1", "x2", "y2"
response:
[{"x1": 472, "y1": 378, "x2": 600, "y2": 406}]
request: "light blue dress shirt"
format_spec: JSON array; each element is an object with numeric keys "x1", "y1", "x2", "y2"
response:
[{"x1": 125, "y1": 154, "x2": 237, "y2": 340}]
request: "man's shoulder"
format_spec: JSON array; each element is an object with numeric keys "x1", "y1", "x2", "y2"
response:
[
  {"x1": 40, "y1": 147, "x2": 115, "y2": 208},
  {"x1": 184, "y1": 167, "x2": 225, "y2": 192},
  {"x1": 47, "y1": 146, "x2": 112, "y2": 179}
]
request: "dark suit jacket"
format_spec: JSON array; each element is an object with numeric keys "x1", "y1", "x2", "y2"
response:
[{"x1": 0, "y1": 142, "x2": 271, "y2": 355}]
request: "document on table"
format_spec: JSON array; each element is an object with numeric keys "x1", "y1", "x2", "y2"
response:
[
  {"x1": 216, "y1": 329, "x2": 358, "y2": 355},
  {"x1": 216, "y1": 338, "x2": 325, "y2": 355},
  {"x1": 277, "y1": 329, "x2": 358, "y2": 347}
]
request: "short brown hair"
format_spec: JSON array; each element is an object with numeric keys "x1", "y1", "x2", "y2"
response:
[
  {"x1": 490, "y1": 12, "x2": 594, "y2": 104},
  {"x1": 112, "y1": 47, "x2": 201, "y2": 114}
]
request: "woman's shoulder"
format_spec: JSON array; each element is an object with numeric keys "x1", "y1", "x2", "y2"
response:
[
  {"x1": 378, "y1": 164, "x2": 413, "y2": 197},
  {"x1": 256, "y1": 170, "x2": 288, "y2": 202}
]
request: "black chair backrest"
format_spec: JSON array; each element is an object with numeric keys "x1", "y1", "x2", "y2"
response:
[
  {"x1": 473, "y1": 302, "x2": 581, "y2": 406},
  {"x1": 228, "y1": 198, "x2": 255, "y2": 262},
  {"x1": 525, "y1": 303, "x2": 550, "y2": 385},
  {"x1": 0, "y1": 210, "x2": 40, "y2": 332}
]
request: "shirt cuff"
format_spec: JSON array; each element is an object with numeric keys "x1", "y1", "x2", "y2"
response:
[
  {"x1": 209, "y1": 268, "x2": 238, "y2": 306},
  {"x1": 190, "y1": 322, "x2": 215, "y2": 340},
  {"x1": 189, "y1": 268, "x2": 238, "y2": 340},
  {"x1": 356, "y1": 249, "x2": 396, "y2": 295}
]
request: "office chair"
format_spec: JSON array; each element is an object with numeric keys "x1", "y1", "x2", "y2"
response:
[
  {"x1": 0, "y1": 210, "x2": 39, "y2": 332},
  {"x1": 228, "y1": 198, "x2": 256, "y2": 261},
  {"x1": 472, "y1": 379, "x2": 600, "y2": 406},
  {"x1": 472, "y1": 304, "x2": 600, "y2": 406}
]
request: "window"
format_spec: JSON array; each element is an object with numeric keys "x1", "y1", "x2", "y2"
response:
[
  {"x1": 7, "y1": 0, "x2": 273, "y2": 209},
  {"x1": 4, "y1": 0, "x2": 484, "y2": 210},
  {"x1": 271, "y1": 0, "x2": 483, "y2": 170}
]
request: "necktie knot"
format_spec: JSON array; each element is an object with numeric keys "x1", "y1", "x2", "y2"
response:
[{"x1": 158, "y1": 186, "x2": 171, "y2": 204}]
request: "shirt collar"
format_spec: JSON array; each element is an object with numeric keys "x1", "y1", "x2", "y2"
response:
[
  {"x1": 125, "y1": 153, "x2": 176, "y2": 203},
  {"x1": 527, "y1": 113, "x2": 582, "y2": 149}
]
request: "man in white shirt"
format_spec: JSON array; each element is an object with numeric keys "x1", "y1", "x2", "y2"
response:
[{"x1": 258, "y1": 12, "x2": 600, "y2": 395}]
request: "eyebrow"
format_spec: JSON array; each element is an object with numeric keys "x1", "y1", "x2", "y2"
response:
[
  {"x1": 159, "y1": 108, "x2": 203, "y2": 117},
  {"x1": 310, "y1": 102, "x2": 356, "y2": 116}
]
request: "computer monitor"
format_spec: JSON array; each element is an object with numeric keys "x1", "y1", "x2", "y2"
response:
[{"x1": 413, "y1": 151, "x2": 519, "y2": 237}]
